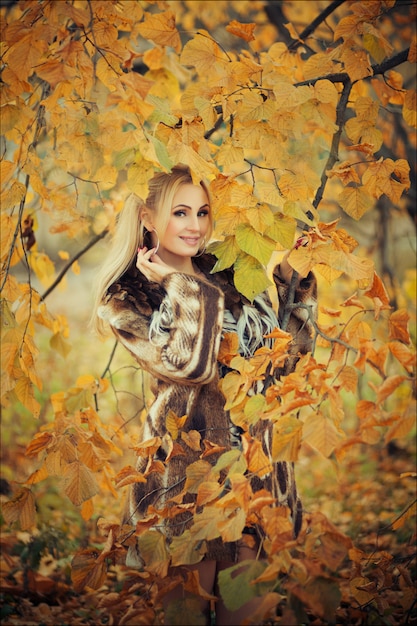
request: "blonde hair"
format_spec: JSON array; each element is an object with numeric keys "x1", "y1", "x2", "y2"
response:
[{"x1": 90, "y1": 165, "x2": 212, "y2": 335}]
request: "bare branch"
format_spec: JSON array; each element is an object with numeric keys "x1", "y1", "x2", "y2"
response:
[{"x1": 40, "y1": 229, "x2": 108, "y2": 301}]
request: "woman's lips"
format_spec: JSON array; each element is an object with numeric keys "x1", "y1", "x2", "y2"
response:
[{"x1": 181, "y1": 237, "x2": 200, "y2": 246}]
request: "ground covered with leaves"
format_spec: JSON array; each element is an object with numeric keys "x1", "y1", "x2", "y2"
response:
[{"x1": 1, "y1": 436, "x2": 415, "y2": 626}]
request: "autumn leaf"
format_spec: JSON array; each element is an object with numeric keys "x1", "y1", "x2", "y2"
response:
[
  {"x1": 114, "y1": 465, "x2": 147, "y2": 489},
  {"x1": 303, "y1": 411, "x2": 344, "y2": 457},
  {"x1": 338, "y1": 186, "x2": 374, "y2": 220},
  {"x1": 63, "y1": 461, "x2": 99, "y2": 506},
  {"x1": 234, "y1": 253, "x2": 272, "y2": 302},
  {"x1": 218, "y1": 559, "x2": 269, "y2": 611},
  {"x1": 226, "y1": 20, "x2": 256, "y2": 42},
  {"x1": 137, "y1": 11, "x2": 181, "y2": 53},
  {"x1": 137, "y1": 529, "x2": 170, "y2": 576},
  {"x1": 180, "y1": 30, "x2": 225, "y2": 75},
  {"x1": 271, "y1": 416, "x2": 303, "y2": 462},
  {"x1": 388, "y1": 309, "x2": 411, "y2": 344},
  {"x1": 71, "y1": 549, "x2": 107, "y2": 592},
  {"x1": 235, "y1": 223, "x2": 276, "y2": 266},
  {"x1": 2, "y1": 487, "x2": 36, "y2": 530}
]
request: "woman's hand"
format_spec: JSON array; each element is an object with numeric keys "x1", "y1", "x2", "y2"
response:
[{"x1": 136, "y1": 247, "x2": 174, "y2": 283}]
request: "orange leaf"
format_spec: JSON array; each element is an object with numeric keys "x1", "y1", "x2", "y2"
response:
[
  {"x1": 385, "y1": 414, "x2": 416, "y2": 443},
  {"x1": 368, "y1": 375, "x2": 408, "y2": 405},
  {"x1": 388, "y1": 341, "x2": 416, "y2": 372},
  {"x1": 364, "y1": 272, "x2": 391, "y2": 318},
  {"x1": 181, "y1": 429, "x2": 201, "y2": 451},
  {"x1": 25, "y1": 432, "x2": 54, "y2": 457},
  {"x1": 226, "y1": 20, "x2": 256, "y2": 42},
  {"x1": 389, "y1": 309, "x2": 411, "y2": 344},
  {"x1": 197, "y1": 481, "x2": 223, "y2": 507},
  {"x1": 243, "y1": 436, "x2": 272, "y2": 478},
  {"x1": 137, "y1": 11, "x2": 181, "y2": 53},
  {"x1": 63, "y1": 461, "x2": 99, "y2": 506},
  {"x1": 114, "y1": 465, "x2": 147, "y2": 489},
  {"x1": 271, "y1": 416, "x2": 303, "y2": 462}
]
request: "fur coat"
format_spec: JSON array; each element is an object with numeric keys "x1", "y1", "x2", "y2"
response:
[{"x1": 98, "y1": 253, "x2": 317, "y2": 566}]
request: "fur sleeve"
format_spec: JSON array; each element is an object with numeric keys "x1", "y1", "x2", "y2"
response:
[{"x1": 98, "y1": 271, "x2": 225, "y2": 385}]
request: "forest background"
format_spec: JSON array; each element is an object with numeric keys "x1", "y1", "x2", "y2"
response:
[{"x1": 0, "y1": 0, "x2": 416, "y2": 624}]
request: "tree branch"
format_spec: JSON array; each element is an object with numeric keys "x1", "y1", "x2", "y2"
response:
[
  {"x1": 41, "y1": 229, "x2": 109, "y2": 301},
  {"x1": 288, "y1": 0, "x2": 346, "y2": 51}
]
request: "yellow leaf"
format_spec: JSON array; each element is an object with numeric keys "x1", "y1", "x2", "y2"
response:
[
  {"x1": 170, "y1": 529, "x2": 205, "y2": 566},
  {"x1": 166, "y1": 410, "x2": 187, "y2": 440},
  {"x1": 14, "y1": 376, "x2": 41, "y2": 418},
  {"x1": 0, "y1": 180, "x2": 26, "y2": 210},
  {"x1": 181, "y1": 30, "x2": 225, "y2": 75},
  {"x1": 403, "y1": 90, "x2": 416, "y2": 128},
  {"x1": 234, "y1": 253, "x2": 272, "y2": 302},
  {"x1": 63, "y1": 461, "x2": 99, "y2": 506},
  {"x1": 137, "y1": 10, "x2": 181, "y2": 53},
  {"x1": 196, "y1": 481, "x2": 223, "y2": 507},
  {"x1": 342, "y1": 48, "x2": 373, "y2": 81},
  {"x1": 235, "y1": 224, "x2": 276, "y2": 266},
  {"x1": 271, "y1": 416, "x2": 303, "y2": 461},
  {"x1": 278, "y1": 168, "x2": 321, "y2": 201},
  {"x1": 302, "y1": 411, "x2": 344, "y2": 457},
  {"x1": 185, "y1": 460, "x2": 215, "y2": 494},
  {"x1": 28, "y1": 252, "x2": 55, "y2": 287},
  {"x1": 181, "y1": 430, "x2": 201, "y2": 452},
  {"x1": 138, "y1": 529, "x2": 170, "y2": 575},
  {"x1": 338, "y1": 186, "x2": 374, "y2": 220},
  {"x1": 209, "y1": 237, "x2": 239, "y2": 271}
]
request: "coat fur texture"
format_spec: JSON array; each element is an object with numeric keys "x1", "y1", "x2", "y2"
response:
[{"x1": 98, "y1": 254, "x2": 317, "y2": 566}]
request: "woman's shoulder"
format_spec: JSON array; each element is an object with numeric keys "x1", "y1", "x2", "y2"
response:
[{"x1": 103, "y1": 265, "x2": 164, "y2": 315}]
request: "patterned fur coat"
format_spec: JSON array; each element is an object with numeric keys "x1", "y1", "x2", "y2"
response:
[{"x1": 98, "y1": 253, "x2": 317, "y2": 566}]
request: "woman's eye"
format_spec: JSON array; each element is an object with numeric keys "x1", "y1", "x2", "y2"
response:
[
  {"x1": 198, "y1": 209, "x2": 209, "y2": 217},
  {"x1": 174, "y1": 210, "x2": 186, "y2": 217}
]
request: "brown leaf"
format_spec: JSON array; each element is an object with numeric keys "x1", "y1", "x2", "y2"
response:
[{"x1": 71, "y1": 549, "x2": 107, "y2": 592}]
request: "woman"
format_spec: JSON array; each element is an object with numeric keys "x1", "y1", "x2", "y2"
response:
[{"x1": 91, "y1": 165, "x2": 317, "y2": 625}]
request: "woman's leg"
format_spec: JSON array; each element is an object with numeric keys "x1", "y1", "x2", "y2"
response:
[{"x1": 163, "y1": 560, "x2": 217, "y2": 625}]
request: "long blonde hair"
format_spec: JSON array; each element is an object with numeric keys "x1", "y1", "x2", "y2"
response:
[{"x1": 90, "y1": 165, "x2": 212, "y2": 335}]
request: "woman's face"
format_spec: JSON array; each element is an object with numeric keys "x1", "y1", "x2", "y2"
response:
[{"x1": 156, "y1": 183, "x2": 210, "y2": 260}]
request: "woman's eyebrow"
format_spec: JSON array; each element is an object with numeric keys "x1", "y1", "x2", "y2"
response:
[{"x1": 172, "y1": 203, "x2": 210, "y2": 210}]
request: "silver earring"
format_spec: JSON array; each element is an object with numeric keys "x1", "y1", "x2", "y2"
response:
[
  {"x1": 152, "y1": 228, "x2": 160, "y2": 255},
  {"x1": 194, "y1": 237, "x2": 206, "y2": 257}
]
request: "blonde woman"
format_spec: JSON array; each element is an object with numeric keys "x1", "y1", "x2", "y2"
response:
[{"x1": 91, "y1": 165, "x2": 317, "y2": 625}]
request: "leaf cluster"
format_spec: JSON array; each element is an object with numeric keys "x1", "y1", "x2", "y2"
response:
[{"x1": 1, "y1": 0, "x2": 416, "y2": 623}]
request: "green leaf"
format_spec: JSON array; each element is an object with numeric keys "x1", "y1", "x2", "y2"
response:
[
  {"x1": 209, "y1": 237, "x2": 239, "y2": 271},
  {"x1": 218, "y1": 559, "x2": 269, "y2": 611},
  {"x1": 235, "y1": 224, "x2": 276, "y2": 266},
  {"x1": 268, "y1": 213, "x2": 297, "y2": 249},
  {"x1": 234, "y1": 254, "x2": 272, "y2": 302},
  {"x1": 244, "y1": 394, "x2": 267, "y2": 425}
]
